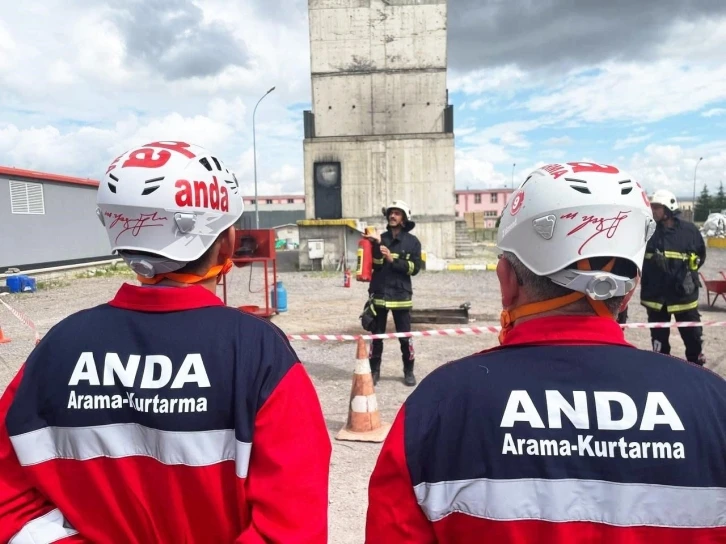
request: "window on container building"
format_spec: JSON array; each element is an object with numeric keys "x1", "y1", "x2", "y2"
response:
[
  {"x1": 490, "y1": 193, "x2": 498, "y2": 203},
  {"x1": 288, "y1": 199, "x2": 294, "y2": 204},
  {"x1": 455, "y1": 194, "x2": 459, "y2": 204},
  {"x1": 9, "y1": 181, "x2": 45, "y2": 215},
  {"x1": 475, "y1": 193, "x2": 482, "y2": 204},
  {"x1": 266, "y1": 199, "x2": 273, "y2": 204}
]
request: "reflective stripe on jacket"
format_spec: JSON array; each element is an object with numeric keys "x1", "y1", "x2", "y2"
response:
[
  {"x1": 369, "y1": 225, "x2": 422, "y2": 309},
  {"x1": 365, "y1": 316, "x2": 726, "y2": 543},
  {"x1": 640, "y1": 216, "x2": 706, "y2": 312}
]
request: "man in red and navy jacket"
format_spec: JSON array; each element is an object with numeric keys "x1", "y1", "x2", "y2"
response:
[
  {"x1": 366, "y1": 162, "x2": 726, "y2": 543},
  {"x1": 0, "y1": 142, "x2": 332, "y2": 543}
]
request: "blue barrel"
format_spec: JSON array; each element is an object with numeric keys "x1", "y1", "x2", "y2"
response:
[
  {"x1": 5, "y1": 275, "x2": 22, "y2": 293},
  {"x1": 20, "y1": 275, "x2": 37, "y2": 293},
  {"x1": 271, "y1": 281, "x2": 288, "y2": 313}
]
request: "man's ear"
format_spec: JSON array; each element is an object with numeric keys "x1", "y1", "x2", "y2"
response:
[
  {"x1": 496, "y1": 256, "x2": 520, "y2": 309},
  {"x1": 217, "y1": 226, "x2": 236, "y2": 262}
]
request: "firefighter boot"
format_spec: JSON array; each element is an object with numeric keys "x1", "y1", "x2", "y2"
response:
[
  {"x1": 401, "y1": 339, "x2": 416, "y2": 386},
  {"x1": 369, "y1": 339, "x2": 384, "y2": 385},
  {"x1": 369, "y1": 358, "x2": 381, "y2": 385},
  {"x1": 689, "y1": 353, "x2": 707, "y2": 367},
  {"x1": 403, "y1": 361, "x2": 416, "y2": 386}
]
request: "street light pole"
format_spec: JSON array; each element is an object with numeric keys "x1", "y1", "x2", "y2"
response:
[
  {"x1": 253, "y1": 86, "x2": 276, "y2": 229},
  {"x1": 511, "y1": 163, "x2": 516, "y2": 189},
  {"x1": 692, "y1": 156, "x2": 703, "y2": 221}
]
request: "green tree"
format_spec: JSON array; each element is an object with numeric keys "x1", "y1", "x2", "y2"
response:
[
  {"x1": 715, "y1": 180, "x2": 726, "y2": 212},
  {"x1": 694, "y1": 183, "x2": 711, "y2": 222}
]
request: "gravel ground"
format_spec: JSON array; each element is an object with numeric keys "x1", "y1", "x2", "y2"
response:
[{"x1": 2, "y1": 251, "x2": 726, "y2": 543}]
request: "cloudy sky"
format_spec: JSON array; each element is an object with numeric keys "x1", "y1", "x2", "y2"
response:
[{"x1": 1, "y1": 0, "x2": 725, "y2": 200}]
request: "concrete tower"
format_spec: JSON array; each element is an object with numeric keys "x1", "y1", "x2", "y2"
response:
[{"x1": 302, "y1": 0, "x2": 456, "y2": 261}]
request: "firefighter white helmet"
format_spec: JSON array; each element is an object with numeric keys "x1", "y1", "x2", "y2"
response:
[
  {"x1": 497, "y1": 162, "x2": 656, "y2": 301},
  {"x1": 382, "y1": 200, "x2": 412, "y2": 221},
  {"x1": 96, "y1": 141, "x2": 244, "y2": 278},
  {"x1": 650, "y1": 189, "x2": 679, "y2": 212}
]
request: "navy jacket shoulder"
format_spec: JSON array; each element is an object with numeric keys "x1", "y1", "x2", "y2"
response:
[
  {"x1": 6, "y1": 302, "x2": 299, "y2": 446},
  {"x1": 403, "y1": 345, "x2": 726, "y2": 489}
]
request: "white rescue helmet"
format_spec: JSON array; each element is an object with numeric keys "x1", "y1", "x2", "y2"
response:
[
  {"x1": 96, "y1": 141, "x2": 244, "y2": 278},
  {"x1": 382, "y1": 200, "x2": 412, "y2": 221},
  {"x1": 497, "y1": 162, "x2": 656, "y2": 301},
  {"x1": 650, "y1": 189, "x2": 679, "y2": 212}
]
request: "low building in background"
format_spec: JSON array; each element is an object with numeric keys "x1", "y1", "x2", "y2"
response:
[
  {"x1": 455, "y1": 188, "x2": 514, "y2": 228},
  {"x1": 0, "y1": 166, "x2": 112, "y2": 271}
]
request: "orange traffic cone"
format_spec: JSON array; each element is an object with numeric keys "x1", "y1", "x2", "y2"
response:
[
  {"x1": 336, "y1": 338, "x2": 391, "y2": 443},
  {"x1": 0, "y1": 326, "x2": 10, "y2": 344}
]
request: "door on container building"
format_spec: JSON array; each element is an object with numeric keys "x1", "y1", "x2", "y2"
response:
[{"x1": 313, "y1": 161, "x2": 342, "y2": 219}]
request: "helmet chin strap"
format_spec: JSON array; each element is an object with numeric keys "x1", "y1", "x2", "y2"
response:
[
  {"x1": 498, "y1": 258, "x2": 617, "y2": 344},
  {"x1": 137, "y1": 258, "x2": 233, "y2": 286}
]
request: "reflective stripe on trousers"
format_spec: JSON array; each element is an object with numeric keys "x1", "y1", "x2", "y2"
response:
[{"x1": 641, "y1": 300, "x2": 699, "y2": 313}]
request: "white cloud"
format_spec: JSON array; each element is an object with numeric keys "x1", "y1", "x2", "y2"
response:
[
  {"x1": 538, "y1": 148, "x2": 567, "y2": 160},
  {"x1": 627, "y1": 143, "x2": 726, "y2": 198},
  {"x1": 0, "y1": 0, "x2": 311, "y2": 196},
  {"x1": 208, "y1": 97, "x2": 247, "y2": 130},
  {"x1": 449, "y1": 65, "x2": 531, "y2": 96},
  {"x1": 526, "y1": 60, "x2": 726, "y2": 124},
  {"x1": 460, "y1": 120, "x2": 546, "y2": 149},
  {"x1": 455, "y1": 149, "x2": 509, "y2": 188},
  {"x1": 2, "y1": 0, "x2": 726, "y2": 207},
  {"x1": 544, "y1": 136, "x2": 573, "y2": 146},
  {"x1": 702, "y1": 108, "x2": 726, "y2": 118},
  {"x1": 499, "y1": 131, "x2": 531, "y2": 149},
  {"x1": 613, "y1": 132, "x2": 654, "y2": 150}
]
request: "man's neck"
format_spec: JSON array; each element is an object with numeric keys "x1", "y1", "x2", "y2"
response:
[
  {"x1": 141, "y1": 277, "x2": 219, "y2": 293},
  {"x1": 390, "y1": 226, "x2": 402, "y2": 237},
  {"x1": 662, "y1": 217, "x2": 675, "y2": 229}
]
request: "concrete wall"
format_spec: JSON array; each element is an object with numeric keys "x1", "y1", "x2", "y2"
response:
[
  {"x1": 303, "y1": 0, "x2": 455, "y2": 260},
  {"x1": 309, "y1": 0, "x2": 447, "y2": 137},
  {"x1": 303, "y1": 134, "x2": 456, "y2": 258},
  {"x1": 304, "y1": 134, "x2": 454, "y2": 219},
  {"x1": 0, "y1": 177, "x2": 111, "y2": 269},
  {"x1": 298, "y1": 224, "x2": 362, "y2": 271},
  {"x1": 311, "y1": 72, "x2": 447, "y2": 136}
]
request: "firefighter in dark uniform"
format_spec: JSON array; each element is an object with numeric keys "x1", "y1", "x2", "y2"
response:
[
  {"x1": 640, "y1": 189, "x2": 707, "y2": 365},
  {"x1": 365, "y1": 200, "x2": 422, "y2": 387}
]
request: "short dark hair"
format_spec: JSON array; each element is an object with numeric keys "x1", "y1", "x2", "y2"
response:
[
  {"x1": 501, "y1": 251, "x2": 633, "y2": 317},
  {"x1": 123, "y1": 230, "x2": 226, "y2": 277},
  {"x1": 173, "y1": 241, "x2": 218, "y2": 275}
]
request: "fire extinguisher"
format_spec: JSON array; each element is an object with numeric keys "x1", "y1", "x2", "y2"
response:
[
  {"x1": 356, "y1": 235, "x2": 373, "y2": 282},
  {"x1": 343, "y1": 269, "x2": 351, "y2": 288}
]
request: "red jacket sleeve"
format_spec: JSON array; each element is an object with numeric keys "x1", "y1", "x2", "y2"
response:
[
  {"x1": 236, "y1": 362, "x2": 332, "y2": 544},
  {"x1": 0, "y1": 367, "x2": 87, "y2": 543},
  {"x1": 365, "y1": 405, "x2": 437, "y2": 543}
]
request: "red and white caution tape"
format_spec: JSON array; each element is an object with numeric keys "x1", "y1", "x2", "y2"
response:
[
  {"x1": 286, "y1": 321, "x2": 726, "y2": 342},
  {"x1": 0, "y1": 292, "x2": 722, "y2": 345},
  {"x1": 0, "y1": 297, "x2": 40, "y2": 344}
]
